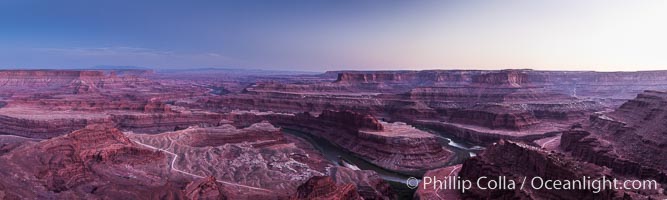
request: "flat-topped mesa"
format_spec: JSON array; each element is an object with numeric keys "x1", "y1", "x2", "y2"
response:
[
  {"x1": 280, "y1": 110, "x2": 453, "y2": 172},
  {"x1": 10, "y1": 97, "x2": 174, "y2": 112},
  {"x1": 0, "y1": 70, "x2": 106, "y2": 78},
  {"x1": 471, "y1": 70, "x2": 533, "y2": 87},
  {"x1": 317, "y1": 110, "x2": 384, "y2": 131},
  {"x1": 448, "y1": 105, "x2": 539, "y2": 130},
  {"x1": 111, "y1": 111, "x2": 226, "y2": 134},
  {"x1": 459, "y1": 140, "x2": 619, "y2": 199},
  {"x1": 563, "y1": 71, "x2": 667, "y2": 84},
  {"x1": 332, "y1": 70, "x2": 477, "y2": 85},
  {"x1": 0, "y1": 105, "x2": 221, "y2": 139},
  {"x1": 332, "y1": 70, "x2": 541, "y2": 86},
  {"x1": 533, "y1": 70, "x2": 667, "y2": 100},
  {"x1": 406, "y1": 86, "x2": 574, "y2": 104},
  {"x1": 243, "y1": 81, "x2": 362, "y2": 95},
  {"x1": 0, "y1": 70, "x2": 101, "y2": 91},
  {"x1": 179, "y1": 122, "x2": 288, "y2": 148},
  {"x1": 0, "y1": 69, "x2": 155, "y2": 94},
  {"x1": 322, "y1": 69, "x2": 667, "y2": 100},
  {"x1": 334, "y1": 71, "x2": 416, "y2": 83},
  {"x1": 405, "y1": 70, "x2": 571, "y2": 103},
  {"x1": 0, "y1": 69, "x2": 151, "y2": 78}
]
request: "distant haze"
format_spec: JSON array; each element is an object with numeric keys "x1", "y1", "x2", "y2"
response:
[{"x1": 1, "y1": 0, "x2": 666, "y2": 72}]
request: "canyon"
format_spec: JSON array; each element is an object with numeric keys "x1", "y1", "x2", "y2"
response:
[{"x1": 0, "y1": 68, "x2": 666, "y2": 199}]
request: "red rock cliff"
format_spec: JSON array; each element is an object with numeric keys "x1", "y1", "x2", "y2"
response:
[
  {"x1": 292, "y1": 176, "x2": 363, "y2": 200},
  {"x1": 317, "y1": 110, "x2": 384, "y2": 131},
  {"x1": 560, "y1": 90, "x2": 667, "y2": 184},
  {"x1": 458, "y1": 140, "x2": 617, "y2": 199}
]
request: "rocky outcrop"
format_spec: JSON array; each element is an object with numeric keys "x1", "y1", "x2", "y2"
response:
[
  {"x1": 471, "y1": 70, "x2": 536, "y2": 87},
  {"x1": 519, "y1": 101, "x2": 603, "y2": 120},
  {"x1": 183, "y1": 126, "x2": 288, "y2": 148},
  {"x1": 412, "y1": 119, "x2": 562, "y2": 146},
  {"x1": 404, "y1": 70, "x2": 571, "y2": 105},
  {"x1": 330, "y1": 166, "x2": 396, "y2": 200},
  {"x1": 26, "y1": 125, "x2": 165, "y2": 192},
  {"x1": 560, "y1": 91, "x2": 667, "y2": 184},
  {"x1": 0, "y1": 120, "x2": 335, "y2": 199},
  {"x1": 414, "y1": 164, "x2": 462, "y2": 200},
  {"x1": 333, "y1": 70, "x2": 476, "y2": 85},
  {"x1": 184, "y1": 176, "x2": 229, "y2": 200},
  {"x1": 447, "y1": 105, "x2": 538, "y2": 130},
  {"x1": 277, "y1": 110, "x2": 454, "y2": 173},
  {"x1": 0, "y1": 114, "x2": 110, "y2": 138},
  {"x1": 292, "y1": 176, "x2": 363, "y2": 200},
  {"x1": 317, "y1": 110, "x2": 384, "y2": 131},
  {"x1": 128, "y1": 122, "x2": 331, "y2": 194},
  {"x1": 459, "y1": 140, "x2": 617, "y2": 199},
  {"x1": 560, "y1": 130, "x2": 667, "y2": 193},
  {"x1": 0, "y1": 124, "x2": 179, "y2": 199},
  {"x1": 111, "y1": 111, "x2": 226, "y2": 133}
]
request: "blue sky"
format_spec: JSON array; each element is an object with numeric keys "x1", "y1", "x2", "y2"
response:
[{"x1": 1, "y1": 0, "x2": 666, "y2": 71}]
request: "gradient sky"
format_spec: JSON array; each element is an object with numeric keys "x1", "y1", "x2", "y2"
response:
[{"x1": 1, "y1": 0, "x2": 666, "y2": 71}]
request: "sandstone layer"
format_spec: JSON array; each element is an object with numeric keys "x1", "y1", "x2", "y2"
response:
[
  {"x1": 291, "y1": 176, "x2": 362, "y2": 200},
  {"x1": 0, "y1": 125, "x2": 179, "y2": 199},
  {"x1": 561, "y1": 90, "x2": 667, "y2": 185},
  {"x1": 459, "y1": 140, "x2": 618, "y2": 199},
  {"x1": 330, "y1": 166, "x2": 396, "y2": 200},
  {"x1": 413, "y1": 164, "x2": 462, "y2": 200},
  {"x1": 276, "y1": 110, "x2": 455, "y2": 173},
  {"x1": 127, "y1": 122, "x2": 331, "y2": 197}
]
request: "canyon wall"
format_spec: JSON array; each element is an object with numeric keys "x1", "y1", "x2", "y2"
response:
[
  {"x1": 459, "y1": 140, "x2": 617, "y2": 199},
  {"x1": 0, "y1": 125, "x2": 178, "y2": 199},
  {"x1": 272, "y1": 110, "x2": 455, "y2": 173},
  {"x1": 560, "y1": 91, "x2": 667, "y2": 184}
]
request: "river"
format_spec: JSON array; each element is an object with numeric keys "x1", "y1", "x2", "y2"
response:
[{"x1": 282, "y1": 128, "x2": 482, "y2": 198}]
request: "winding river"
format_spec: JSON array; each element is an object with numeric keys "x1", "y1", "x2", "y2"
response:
[{"x1": 282, "y1": 128, "x2": 483, "y2": 198}]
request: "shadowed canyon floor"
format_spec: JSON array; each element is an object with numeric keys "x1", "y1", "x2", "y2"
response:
[{"x1": 1, "y1": 69, "x2": 666, "y2": 199}]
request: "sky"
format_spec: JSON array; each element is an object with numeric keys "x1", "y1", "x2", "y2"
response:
[{"x1": 0, "y1": 0, "x2": 666, "y2": 72}]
